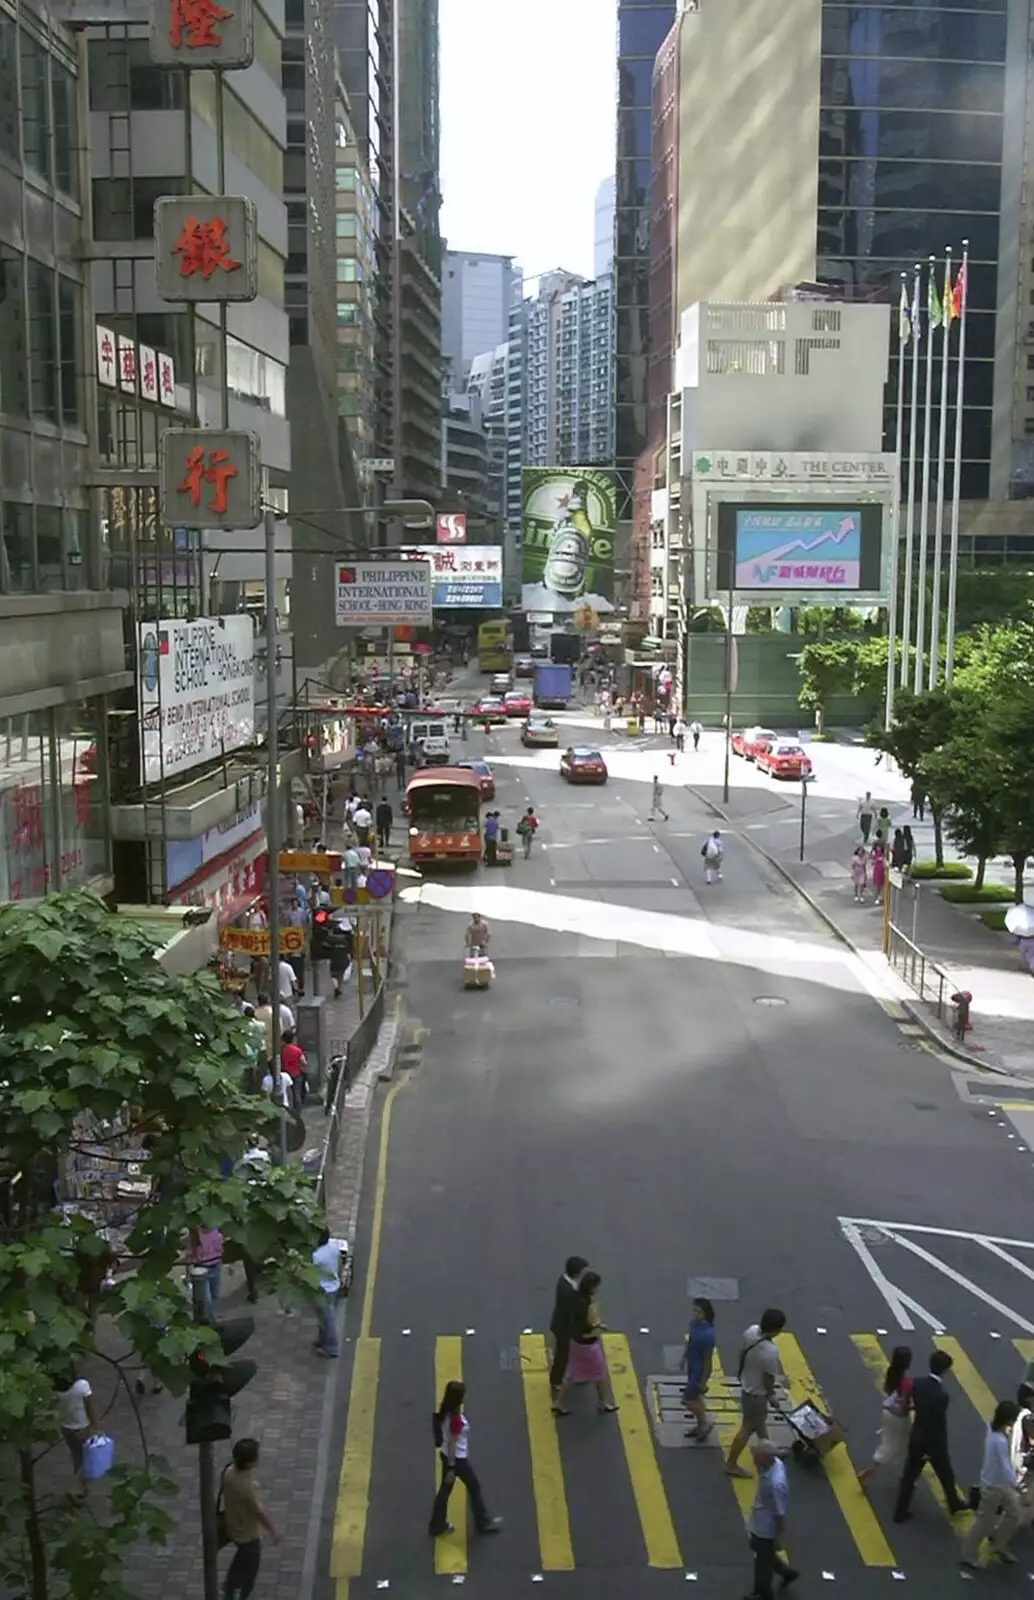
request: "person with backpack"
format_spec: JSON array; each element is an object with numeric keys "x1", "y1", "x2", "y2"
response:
[
  {"x1": 702, "y1": 829, "x2": 724, "y2": 884},
  {"x1": 516, "y1": 805, "x2": 539, "y2": 859},
  {"x1": 725, "y1": 1309, "x2": 787, "y2": 1479},
  {"x1": 428, "y1": 1380, "x2": 502, "y2": 1539}
]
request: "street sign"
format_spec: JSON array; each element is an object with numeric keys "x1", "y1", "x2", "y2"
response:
[
  {"x1": 335, "y1": 561, "x2": 432, "y2": 627},
  {"x1": 159, "y1": 428, "x2": 261, "y2": 531},
  {"x1": 221, "y1": 925, "x2": 305, "y2": 957},
  {"x1": 150, "y1": 0, "x2": 254, "y2": 68},
  {"x1": 363, "y1": 458, "x2": 395, "y2": 475},
  {"x1": 278, "y1": 851, "x2": 341, "y2": 875},
  {"x1": 155, "y1": 196, "x2": 258, "y2": 303}
]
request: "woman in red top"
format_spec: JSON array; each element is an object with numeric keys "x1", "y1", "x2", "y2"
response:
[
  {"x1": 279, "y1": 1029, "x2": 308, "y2": 1112},
  {"x1": 858, "y1": 1345, "x2": 914, "y2": 1487},
  {"x1": 428, "y1": 1380, "x2": 501, "y2": 1538}
]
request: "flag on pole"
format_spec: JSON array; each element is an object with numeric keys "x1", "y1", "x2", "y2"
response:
[
  {"x1": 928, "y1": 268, "x2": 943, "y2": 330},
  {"x1": 950, "y1": 261, "x2": 967, "y2": 322},
  {"x1": 944, "y1": 264, "x2": 957, "y2": 325},
  {"x1": 911, "y1": 272, "x2": 922, "y2": 346},
  {"x1": 899, "y1": 281, "x2": 911, "y2": 344}
]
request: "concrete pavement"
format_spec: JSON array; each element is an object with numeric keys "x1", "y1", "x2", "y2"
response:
[{"x1": 313, "y1": 712, "x2": 1034, "y2": 1599}]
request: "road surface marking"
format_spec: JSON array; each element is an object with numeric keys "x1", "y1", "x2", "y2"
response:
[
  {"x1": 707, "y1": 1348, "x2": 759, "y2": 1520},
  {"x1": 435, "y1": 1335, "x2": 468, "y2": 1573},
  {"x1": 360, "y1": 1076, "x2": 407, "y2": 1338},
  {"x1": 330, "y1": 1337, "x2": 381, "y2": 1577},
  {"x1": 934, "y1": 1335, "x2": 996, "y2": 1422},
  {"x1": 603, "y1": 1332, "x2": 683, "y2": 1568},
  {"x1": 780, "y1": 1334, "x2": 896, "y2": 1566},
  {"x1": 850, "y1": 1333, "x2": 970, "y2": 1530},
  {"x1": 839, "y1": 1216, "x2": 1034, "y2": 1334},
  {"x1": 519, "y1": 1334, "x2": 575, "y2": 1569}
]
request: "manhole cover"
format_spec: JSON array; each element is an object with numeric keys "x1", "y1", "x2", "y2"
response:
[{"x1": 754, "y1": 996, "x2": 788, "y2": 1007}]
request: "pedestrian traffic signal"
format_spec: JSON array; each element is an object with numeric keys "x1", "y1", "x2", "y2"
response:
[
  {"x1": 185, "y1": 1316, "x2": 258, "y2": 1444},
  {"x1": 311, "y1": 906, "x2": 332, "y2": 961}
]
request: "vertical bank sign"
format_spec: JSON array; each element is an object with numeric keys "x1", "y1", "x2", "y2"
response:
[
  {"x1": 521, "y1": 467, "x2": 616, "y2": 614},
  {"x1": 138, "y1": 615, "x2": 256, "y2": 784}
]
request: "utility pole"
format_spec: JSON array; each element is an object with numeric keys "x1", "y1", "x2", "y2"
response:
[{"x1": 264, "y1": 506, "x2": 286, "y2": 1163}]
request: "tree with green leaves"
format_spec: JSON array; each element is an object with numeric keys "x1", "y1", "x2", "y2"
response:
[
  {"x1": 922, "y1": 731, "x2": 1006, "y2": 890},
  {"x1": 796, "y1": 639, "x2": 859, "y2": 734},
  {"x1": 866, "y1": 685, "x2": 963, "y2": 866},
  {"x1": 0, "y1": 891, "x2": 324, "y2": 1599}
]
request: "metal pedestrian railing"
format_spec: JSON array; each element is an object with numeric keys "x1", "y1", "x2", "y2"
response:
[
  {"x1": 315, "y1": 978, "x2": 386, "y2": 1211},
  {"x1": 886, "y1": 923, "x2": 955, "y2": 1029}
]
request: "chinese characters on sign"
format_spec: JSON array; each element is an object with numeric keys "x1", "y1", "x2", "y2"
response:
[
  {"x1": 155, "y1": 197, "x2": 258, "y2": 303},
  {"x1": 159, "y1": 429, "x2": 260, "y2": 531},
  {"x1": 96, "y1": 326, "x2": 117, "y2": 387},
  {"x1": 117, "y1": 335, "x2": 137, "y2": 394},
  {"x1": 139, "y1": 345, "x2": 159, "y2": 403},
  {"x1": 693, "y1": 451, "x2": 895, "y2": 485},
  {"x1": 220, "y1": 925, "x2": 305, "y2": 958},
  {"x1": 398, "y1": 545, "x2": 503, "y2": 608},
  {"x1": 95, "y1": 325, "x2": 176, "y2": 406},
  {"x1": 149, "y1": 0, "x2": 254, "y2": 68}
]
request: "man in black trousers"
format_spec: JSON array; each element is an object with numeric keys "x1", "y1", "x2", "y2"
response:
[
  {"x1": 549, "y1": 1255, "x2": 588, "y2": 1394},
  {"x1": 894, "y1": 1348, "x2": 965, "y2": 1522}
]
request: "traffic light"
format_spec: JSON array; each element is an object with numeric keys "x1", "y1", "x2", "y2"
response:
[
  {"x1": 185, "y1": 1317, "x2": 258, "y2": 1445},
  {"x1": 311, "y1": 906, "x2": 332, "y2": 962}
]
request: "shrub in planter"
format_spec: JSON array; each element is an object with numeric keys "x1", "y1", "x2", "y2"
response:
[
  {"x1": 979, "y1": 909, "x2": 1009, "y2": 932},
  {"x1": 939, "y1": 883, "x2": 1014, "y2": 904},
  {"x1": 911, "y1": 861, "x2": 973, "y2": 881}
]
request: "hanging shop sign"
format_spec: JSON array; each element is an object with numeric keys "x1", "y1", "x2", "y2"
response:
[
  {"x1": 149, "y1": 0, "x2": 254, "y2": 72},
  {"x1": 398, "y1": 545, "x2": 503, "y2": 608},
  {"x1": 155, "y1": 196, "x2": 259, "y2": 303},
  {"x1": 138, "y1": 614, "x2": 256, "y2": 785},
  {"x1": 159, "y1": 427, "x2": 261, "y2": 532},
  {"x1": 334, "y1": 561, "x2": 432, "y2": 626},
  {"x1": 220, "y1": 924, "x2": 305, "y2": 957}
]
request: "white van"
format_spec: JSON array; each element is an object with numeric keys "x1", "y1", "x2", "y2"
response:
[{"x1": 409, "y1": 718, "x2": 450, "y2": 765}]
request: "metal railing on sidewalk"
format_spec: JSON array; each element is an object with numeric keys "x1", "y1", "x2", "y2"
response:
[
  {"x1": 315, "y1": 978, "x2": 386, "y2": 1210},
  {"x1": 887, "y1": 923, "x2": 955, "y2": 1029}
]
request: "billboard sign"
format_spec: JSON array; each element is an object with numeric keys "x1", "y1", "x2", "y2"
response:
[
  {"x1": 436, "y1": 513, "x2": 467, "y2": 544},
  {"x1": 335, "y1": 560, "x2": 432, "y2": 626},
  {"x1": 138, "y1": 615, "x2": 255, "y2": 785},
  {"x1": 521, "y1": 467, "x2": 615, "y2": 614},
  {"x1": 734, "y1": 508, "x2": 862, "y2": 590},
  {"x1": 399, "y1": 545, "x2": 502, "y2": 607}
]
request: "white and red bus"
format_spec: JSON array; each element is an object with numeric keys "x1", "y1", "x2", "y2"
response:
[{"x1": 405, "y1": 767, "x2": 482, "y2": 869}]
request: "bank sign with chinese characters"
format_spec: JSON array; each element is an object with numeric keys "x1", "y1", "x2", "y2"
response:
[
  {"x1": 692, "y1": 451, "x2": 896, "y2": 487},
  {"x1": 138, "y1": 615, "x2": 256, "y2": 784},
  {"x1": 335, "y1": 561, "x2": 432, "y2": 627},
  {"x1": 399, "y1": 546, "x2": 502, "y2": 608}
]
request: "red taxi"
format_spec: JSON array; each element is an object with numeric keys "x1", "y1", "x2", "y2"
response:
[
  {"x1": 731, "y1": 725, "x2": 777, "y2": 762},
  {"x1": 471, "y1": 697, "x2": 509, "y2": 725},
  {"x1": 455, "y1": 759, "x2": 495, "y2": 800},
  {"x1": 756, "y1": 740, "x2": 813, "y2": 780},
  {"x1": 503, "y1": 690, "x2": 532, "y2": 718},
  {"x1": 560, "y1": 746, "x2": 608, "y2": 785}
]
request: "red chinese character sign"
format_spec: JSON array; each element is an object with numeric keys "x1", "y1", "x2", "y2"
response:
[
  {"x1": 150, "y1": 0, "x2": 254, "y2": 68},
  {"x1": 159, "y1": 429, "x2": 260, "y2": 531},
  {"x1": 155, "y1": 196, "x2": 258, "y2": 303}
]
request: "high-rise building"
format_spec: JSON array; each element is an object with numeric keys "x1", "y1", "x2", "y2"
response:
[
  {"x1": 594, "y1": 176, "x2": 616, "y2": 279},
  {"x1": 334, "y1": 75, "x2": 379, "y2": 466},
  {"x1": 442, "y1": 394, "x2": 492, "y2": 519},
  {"x1": 522, "y1": 270, "x2": 614, "y2": 470},
  {"x1": 442, "y1": 250, "x2": 517, "y2": 388},
  {"x1": 467, "y1": 268, "x2": 526, "y2": 594}
]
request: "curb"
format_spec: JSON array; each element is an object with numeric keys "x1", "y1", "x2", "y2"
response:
[{"x1": 684, "y1": 784, "x2": 1003, "y2": 1076}]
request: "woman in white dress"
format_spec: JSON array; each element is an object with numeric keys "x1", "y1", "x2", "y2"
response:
[{"x1": 858, "y1": 1345, "x2": 914, "y2": 1488}]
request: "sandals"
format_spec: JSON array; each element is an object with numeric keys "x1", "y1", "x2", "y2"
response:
[
  {"x1": 551, "y1": 1406, "x2": 571, "y2": 1416},
  {"x1": 598, "y1": 1403, "x2": 619, "y2": 1414}
]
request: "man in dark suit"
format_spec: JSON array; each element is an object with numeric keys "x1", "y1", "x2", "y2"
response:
[
  {"x1": 894, "y1": 1348, "x2": 965, "y2": 1522},
  {"x1": 549, "y1": 1255, "x2": 588, "y2": 1393}
]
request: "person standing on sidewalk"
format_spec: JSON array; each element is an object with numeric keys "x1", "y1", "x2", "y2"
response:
[
  {"x1": 221, "y1": 1437, "x2": 280, "y2": 1600},
  {"x1": 649, "y1": 775, "x2": 669, "y2": 822},
  {"x1": 429, "y1": 1380, "x2": 502, "y2": 1538},
  {"x1": 375, "y1": 795, "x2": 393, "y2": 850},
  {"x1": 746, "y1": 1439, "x2": 799, "y2": 1598},
  {"x1": 857, "y1": 791, "x2": 875, "y2": 843},
  {"x1": 725, "y1": 1309, "x2": 787, "y2": 1478},
  {"x1": 960, "y1": 1399, "x2": 1022, "y2": 1570},
  {"x1": 690, "y1": 719, "x2": 702, "y2": 751},
  {"x1": 851, "y1": 846, "x2": 868, "y2": 904},
  {"x1": 674, "y1": 717, "x2": 686, "y2": 753},
  {"x1": 893, "y1": 1349, "x2": 966, "y2": 1522},
  {"x1": 312, "y1": 1229, "x2": 347, "y2": 1357}
]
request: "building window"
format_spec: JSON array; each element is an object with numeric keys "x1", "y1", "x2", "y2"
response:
[
  {"x1": 89, "y1": 38, "x2": 185, "y2": 111},
  {"x1": 57, "y1": 275, "x2": 80, "y2": 426},
  {"x1": 336, "y1": 258, "x2": 359, "y2": 282},
  {"x1": 335, "y1": 213, "x2": 357, "y2": 238},
  {"x1": 253, "y1": 7, "x2": 282, "y2": 80},
  {"x1": 336, "y1": 165, "x2": 356, "y2": 190},
  {"x1": 92, "y1": 175, "x2": 187, "y2": 240},
  {"x1": 20, "y1": 28, "x2": 49, "y2": 181},
  {"x1": 257, "y1": 241, "x2": 284, "y2": 307},
  {"x1": 0, "y1": 247, "x2": 28, "y2": 418},
  {"x1": 0, "y1": 14, "x2": 16, "y2": 161},
  {"x1": 0, "y1": 701, "x2": 110, "y2": 901},
  {"x1": 27, "y1": 260, "x2": 58, "y2": 422},
  {"x1": 0, "y1": 501, "x2": 35, "y2": 591},
  {"x1": 51, "y1": 61, "x2": 77, "y2": 198}
]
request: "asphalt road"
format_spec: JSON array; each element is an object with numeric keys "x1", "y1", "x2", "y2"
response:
[{"x1": 315, "y1": 712, "x2": 1034, "y2": 1600}]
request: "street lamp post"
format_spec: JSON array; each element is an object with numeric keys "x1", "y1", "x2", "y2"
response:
[{"x1": 799, "y1": 775, "x2": 809, "y2": 863}]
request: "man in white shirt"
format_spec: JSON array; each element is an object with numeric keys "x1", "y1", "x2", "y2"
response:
[
  {"x1": 726, "y1": 1309, "x2": 786, "y2": 1478},
  {"x1": 352, "y1": 802, "x2": 373, "y2": 845},
  {"x1": 746, "y1": 1439, "x2": 797, "y2": 1597},
  {"x1": 703, "y1": 829, "x2": 724, "y2": 884},
  {"x1": 312, "y1": 1229, "x2": 347, "y2": 1357},
  {"x1": 277, "y1": 957, "x2": 298, "y2": 1002}
]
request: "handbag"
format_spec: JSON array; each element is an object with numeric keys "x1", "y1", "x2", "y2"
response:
[
  {"x1": 81, "y1": 1433, "x2": 115, "y2": 1480},
  {"x1": 216, "y1": 1467, "x2": 231, "y2": 1548}
]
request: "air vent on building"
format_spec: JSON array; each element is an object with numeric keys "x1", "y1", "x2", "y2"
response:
[
  {"x1": 811, "y1": 309, "x2": 842, "y2": 332},
  {"x1": 706, "y1": 340, "x2": 785, "y2": 377},
  {"x1": 794, "y1": 337, "x2": 840, "y2": 376}
]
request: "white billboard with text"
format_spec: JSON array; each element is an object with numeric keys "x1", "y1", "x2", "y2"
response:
[{"x1": 138, "y1": 615, "x2": 256, "y2": 785}]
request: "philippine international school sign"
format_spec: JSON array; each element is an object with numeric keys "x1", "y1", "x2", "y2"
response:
[{"x1": 334, "y1": 561, "x2": 432, "y2": 627}]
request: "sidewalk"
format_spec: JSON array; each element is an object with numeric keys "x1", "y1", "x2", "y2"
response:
[{"x1": 687, "y1": 779, "x2": 1034, "y2": 1077}]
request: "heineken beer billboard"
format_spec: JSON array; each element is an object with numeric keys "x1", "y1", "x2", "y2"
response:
[{"x1": 521, "y1": 467, "x2": 616, "y2": 614}]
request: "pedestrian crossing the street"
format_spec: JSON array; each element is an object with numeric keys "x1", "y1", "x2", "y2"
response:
[{"x1": 331, "y1": 1325, "x2": 1034, "y2": 1590}]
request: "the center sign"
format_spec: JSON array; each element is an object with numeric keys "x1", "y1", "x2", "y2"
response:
[{"x1": 335, "y1": 561, "x2": 432, "y2": 627}]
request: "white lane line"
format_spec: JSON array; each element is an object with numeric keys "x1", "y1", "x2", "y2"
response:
[
  {"x1": 887, "y1": 1231, "x2": 1034, "y2": 1333},
  {"x1": 838, "y1": 1220, "x2": 930, "y2": 1332},
  {"x1": 652, "y1": 844, "x2": 660, "y2": 854},
  {"x1": 670, "y1": 878, "x2": 679, "y2": 887}
]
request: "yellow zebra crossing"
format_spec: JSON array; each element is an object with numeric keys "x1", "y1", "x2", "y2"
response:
[{"x1": 332, "y1": 1326, "x2": 1023, "y2": 1585}]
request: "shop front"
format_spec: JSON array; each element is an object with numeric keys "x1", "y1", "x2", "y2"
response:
[{"x1": 0, "y1": 700, "x2": 111, "y2": 902}]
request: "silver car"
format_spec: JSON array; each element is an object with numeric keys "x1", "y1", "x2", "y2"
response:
[{"x1": 522, "y1": 715, "x2": 559, "y2": 748}]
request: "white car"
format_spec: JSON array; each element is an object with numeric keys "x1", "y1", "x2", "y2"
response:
[{"x1": 490, "y1": 673, "x2": 511, "y2": 694}]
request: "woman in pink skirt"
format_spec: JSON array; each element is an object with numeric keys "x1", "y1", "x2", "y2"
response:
[
  {"x1": 870, "y1": 841, "x2": 887, "y2": 900},
  {"x1": 551, "y1": 1271, "x2": 619, "y2": 1416}
]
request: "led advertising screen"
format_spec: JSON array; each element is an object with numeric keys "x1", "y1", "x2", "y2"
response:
[
  {"x1": 521, "y1": 467, "x2": 615, "y2": 614},
  {"x1": 716, "y1": 501, "x2": 885, "y2": 596}
]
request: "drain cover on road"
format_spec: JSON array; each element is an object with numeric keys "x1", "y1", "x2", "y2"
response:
[
  {"x1": 754, "y1": 996, "x2": 788, "y2": 1007},
  {"x1": 646, "y1": 1374, "x2": 795, "y2": 1451}
]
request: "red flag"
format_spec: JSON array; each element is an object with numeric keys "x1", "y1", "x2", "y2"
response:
[{"x1": 950, "y1": 262, "x2": 966, "y2": 321}]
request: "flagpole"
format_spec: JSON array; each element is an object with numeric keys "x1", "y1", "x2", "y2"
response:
[
  {"x1": 884, "y1": 274, "x2": 908, "y2": 729},
  {"x1": 945, "y1": 241, "x2": 969, "y2": 683},
  {"x1": 928, "y1": 249, "x2": 953, "y2": 688},
  {"x1": 900, "y1": 263, "x2": 922, "y2": 687},
  {"x1": 912, "y1": 257, "x2": 936, "y2": 694}
]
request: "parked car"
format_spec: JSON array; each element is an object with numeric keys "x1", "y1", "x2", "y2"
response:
[
  {"x1": 560, "y1": 746, "x2": 608, "y2": 784},
  {"x1": 522, "y1": 716, "x2": 559, "y2": 748},
  {"x1": 455, "y1": 758, "x2": 496, "y2": 799},
  {"x1": 731, "y1": 725, "x2": 777, "y2": 762},
  {"x1": 503, "y1": 690, "x2": 532, "y2": 718},
  {"x1": 514, "y1": 656, "x2": 535, "y2": 679},
  {"x1": 756, "y1": 740, "x2": 813, "y2": 780},
  {"x1": 472, "y1": 697, "x2": 509, "y2": 725}
]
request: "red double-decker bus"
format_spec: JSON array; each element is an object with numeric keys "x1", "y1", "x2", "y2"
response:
[{"x1": 405, "y1": 767, "x2": 482, "y2": 870}]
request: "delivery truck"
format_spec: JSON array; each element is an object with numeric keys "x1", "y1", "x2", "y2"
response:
[{"x1": 534, "y1": 662, "x2": 573, "y2": 709}]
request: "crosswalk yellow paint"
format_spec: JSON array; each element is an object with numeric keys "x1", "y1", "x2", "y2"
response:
[
  {"x1": 780, "y1": 1334, "x2": 897, "y2": 1567},
  {"x1": 603, "y1": 1332, "x2": 683, "y2": 1568},
  {"x1": 434, "y1": 1335, "x2": 467, "y2": 1574},
  {"x1": 935, "y1": 1334, "x2": 997, "y2": 1422},
  {"x1": 331, "y1": 1336, "x2": 381, "y2": 1578},
  {"x1": 1013, "y1": 1336, "x2": 1034, "y2": 1377},
  {"x1": 519, "y1": 1334, "x2": 575, "y2": 1570},
  {"x1": 706, "y1": 1347, "x2": 759, "y2": 1519}
]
